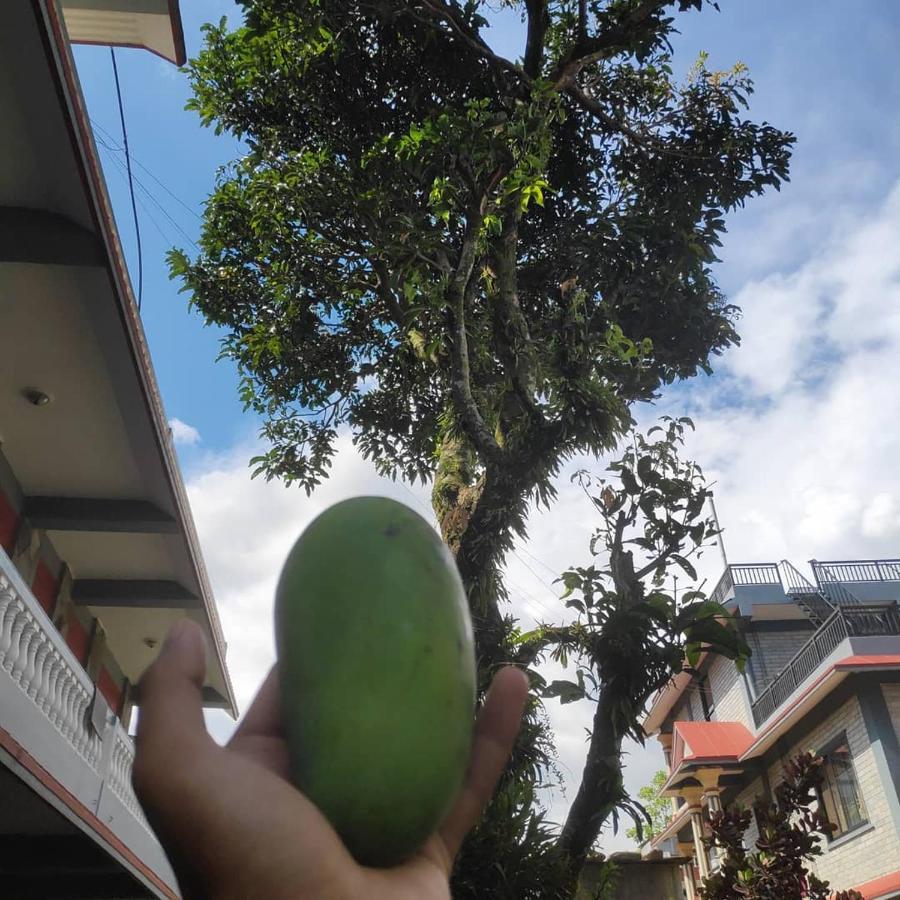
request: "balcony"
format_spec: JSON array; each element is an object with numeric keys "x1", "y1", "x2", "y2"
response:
[
  {"x1": 709, "y1": 563, "x2": 783, "y2": 609},
  {"x1": 0, "y1": 548, "x2": 176, "y2": 896},
  {"x1": 750, "y1": 603, "x2": 900, "y2": 726}
]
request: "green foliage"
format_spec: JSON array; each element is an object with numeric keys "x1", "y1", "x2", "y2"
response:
[
  {"x1": 173, "y1": 0, "x2": 793, "y2": 498},
  {"x1": 700, "y1": 753, "x2": 864, "y2": 900},
  {"x1": 452, "y1": 778, "x2": 578, "y2": 899},
  {"x1": 625, "y1": 770, "x2": 670, "y2": 845},
  {"x1": 520, "y1": 417, "x2": 749, "y2": 858}
]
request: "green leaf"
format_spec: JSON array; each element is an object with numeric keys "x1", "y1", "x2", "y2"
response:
[
  {"x1": 542, "y1": 679, "x2": 586, "y2": 704},
  {"x1": 671, "y1": 554, "x2": 697, "y2": 579}
]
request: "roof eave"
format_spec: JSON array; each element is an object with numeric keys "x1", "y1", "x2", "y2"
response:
[{"x1": 36, "y1": 0, "x2": 236, "y2": 717}]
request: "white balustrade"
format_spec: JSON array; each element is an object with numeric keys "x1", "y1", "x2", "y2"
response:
[
  {"x1": 0, "y1": 550, "x2": 177, "y2": 892},
  {"x1": 0, "y1": 562, "x2": 99, "y2": 770},
  {"x1": 107, "y1": 723, "x2": 149, "y2": 828}
]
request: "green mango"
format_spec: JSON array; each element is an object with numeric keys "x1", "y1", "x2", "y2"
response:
[{"x1": 275, "y1": 496, "x2": 476, "y2": 866}]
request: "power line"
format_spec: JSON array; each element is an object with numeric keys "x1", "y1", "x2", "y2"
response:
[
  {"x1": 99, "y1": 143, "x2": 200, "y2": 253},
  {"x1": 99, "y1": 145, "x2": 174, "y2": 247},
  {"x1": 109, "y1": 48, "x2": 143, "y2": 311},
  {"x1": 90, "y1": 117, "x2": 203, "y2": 222}
]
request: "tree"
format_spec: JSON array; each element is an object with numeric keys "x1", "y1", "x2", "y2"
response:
[
  {"x1": 700, "y1": 752, "x2": 864, "y2": 900},
  {"x1": 172, "y1": 0, "x2": 793, "y2": 665},
  {"x1": 517, "y1": 416, "x2": 749, "y2": 864},
  {"x1": 173, "y1": 1, "x2": 792, "y2": 889},
  {"x1": 625, "y1": 770, "x2": 669, "y2": 845}
]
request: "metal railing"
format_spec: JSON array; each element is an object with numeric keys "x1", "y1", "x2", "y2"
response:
[
  {"x1": 751, "y1": 602, "x2": 900, "y2": 726},
  {"x1": 812, "y1": 559, "x2": 900, "y2": 584},
  {"x1": 810, "y1": 562, "x2": 864, "y2": 607},
  {"x1": 709, "y1": 563, "x2": 780, "y2": 606},
  {"x1": 732, "y1": 563, "x2": 781, "y2": 585},
  {"x1": 709, "y1": 567, "x2": 735, "y2": 606}
]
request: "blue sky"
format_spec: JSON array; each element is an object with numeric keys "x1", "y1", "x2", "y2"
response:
[{"x1": 74, "y1": 1, "x2": 900, "y2": 852}]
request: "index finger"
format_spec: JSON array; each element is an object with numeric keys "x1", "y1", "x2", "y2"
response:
[{"x1": 437, "y1": 666, "x2": 530, "y2": 862}]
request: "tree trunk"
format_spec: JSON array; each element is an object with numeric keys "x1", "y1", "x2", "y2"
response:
[
  {"x1": 432, "y1": 448, "x2": 511, "y2": 667},
  {"x1": 557, "y1": 683, "x2": 625, "y2": 866}
]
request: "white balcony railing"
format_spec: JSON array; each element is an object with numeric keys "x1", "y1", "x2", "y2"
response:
[{"x1": 0, "y1": 548, "x2": 175, "y2": 896}]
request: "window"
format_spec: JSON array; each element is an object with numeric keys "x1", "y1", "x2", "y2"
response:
[
  {"x1": 698, "y1": 676, "x2": 715, "y2": 721},
  {"x1": 817, "y1": 734, "x2": 867, "y2": 839}
]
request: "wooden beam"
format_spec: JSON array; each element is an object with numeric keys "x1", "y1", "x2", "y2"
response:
[
  {"x1": 72, "y1": 579, "x2": 201, "y2": 609},
  {"x1": 24, "y1": 497, "x2": 178, "y2": 534},
  {"x1": 0, "y1": 206, "x2": 105, "y2": 266}
]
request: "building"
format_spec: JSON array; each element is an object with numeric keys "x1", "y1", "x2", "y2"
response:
[
  {"x1": 1, "y1": 2, "x2": 234, "y2": 897},
  {"x1": 645, "y1": 559, "x2": 900, "y2": 900}
]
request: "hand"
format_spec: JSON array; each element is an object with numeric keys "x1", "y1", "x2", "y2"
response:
[{"x1": 133, "y1": 619, "x2": 529, "y2": 899}]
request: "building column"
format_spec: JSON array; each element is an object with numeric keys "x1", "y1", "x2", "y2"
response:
[
  {"x1": 858, "y1": 677, "x2": 900, "y2": 838},
  {"x1": 690, "y1": 806, "x2": 710, "y2": 879},
  {"x1": 704, "y1": 790, "x2": 723, "y2": 871},
  {"x1": 677, "y1": 842, "x2": 699, "y2": 900}
]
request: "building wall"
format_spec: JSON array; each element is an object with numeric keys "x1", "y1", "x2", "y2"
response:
[
  {"x1": 745, "y1": 624, "x2": 815, "y2": 692},
  {"x1": 707, "y1": 654, "x2": 753, "y2": 729},
  {"x1": 766, "y1": 693, "x2": 900, "y2": 892},
  {"x1": 883, "y1": 683, "x2": 900, "y2": 745},
  {"x1": 0, "y1": 447, "x2": 129, "y2": 720},
  {"x1": 730, "y1": 775, "x2": 764, "y2": 850}
]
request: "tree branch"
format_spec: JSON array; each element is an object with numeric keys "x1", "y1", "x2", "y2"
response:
[
  {"x1": 448, "y1": 212, "x2": 504, "y2": 465},
  {"x1": 578, "y1": 0, "x2": 588, "y2": 41},
  {"x1": 523, "y1": 0, "x2": 548, "y2": 77},
  {"x1": 563, "y1": 82, "x2": 650, "y2": 146},
  {"x1": 491, "y1": 207, "x2": 546, "y2": 427},
  {"x1": 409, "y1": 1, "x2": 525, "y2": 82},
  {"x1": 551, "y1": 0, "x2": 670, "y2": 86}
]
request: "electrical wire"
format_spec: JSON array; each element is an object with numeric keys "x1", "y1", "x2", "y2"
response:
[
  {"x1": 98, "y1": 144, "x2": 179, "y2": 247},
  {"x1": 94, "y1": 130, "x2": 199, "y2": 251},
  {"x1": 109, "y1": 48, "x2": 143, "y2": 311},
  {"x1": 90, "y1": 117, "x2": 203, "y2": 222}
]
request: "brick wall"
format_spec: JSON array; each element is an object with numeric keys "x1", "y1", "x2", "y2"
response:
[
  {"x1": 766, "y1": 693, "x2": 900, "y2": 892},
  {"x1": 707, "y1": 654, "x2": 753, "y2": 729},
  {"x1": 883, "y1": 684, "x2": 900, "y2": 745},
  {"x1": 746, "y1": 625, "x2": 814, "y2": 691},
  {"x1": 732, "y1": 776, "x2": 764, "y2": 850}
]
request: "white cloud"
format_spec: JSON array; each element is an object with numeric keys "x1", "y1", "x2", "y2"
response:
[
  {"x1": 186, "y1": 179, "x2": 900, "y2": 856},
  {"x1": 169, "y1": 417, "x2": 201, "y2": 446}
]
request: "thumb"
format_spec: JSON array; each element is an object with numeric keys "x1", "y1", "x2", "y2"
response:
[{"x1": 133, "y1": 619, "x2": 212, "y2": 798}]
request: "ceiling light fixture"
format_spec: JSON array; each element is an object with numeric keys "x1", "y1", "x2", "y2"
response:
[{"x1": 22, "y1": 389, "x2": 51, "y2": 407}]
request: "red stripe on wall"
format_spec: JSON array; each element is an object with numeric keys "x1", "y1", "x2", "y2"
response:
[
  {"x1": 0, "y1": 489, "x2": 18, "y2": 554},
  {"x1": 66, "y1": 616, "x2": 89, "y2": 666},
  {"x1": 0, "y1": 724, "x2": 176, "y2": 898},
  {"x1": 31, "y1": 560, "x2": 60, "y2": 616}
]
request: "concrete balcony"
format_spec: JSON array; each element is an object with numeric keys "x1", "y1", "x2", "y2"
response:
[{"x1": 0, "y1": 548, "x2": 176, "y2": 897}]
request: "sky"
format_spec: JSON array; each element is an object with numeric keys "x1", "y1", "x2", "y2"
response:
[{"x1": 74, "y1": 0, "x2": 900, "y2": 855}]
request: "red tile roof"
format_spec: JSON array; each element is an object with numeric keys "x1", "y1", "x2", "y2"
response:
[{"x1": 675, "y1": 721, "x2": 755, "y2": 763}]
